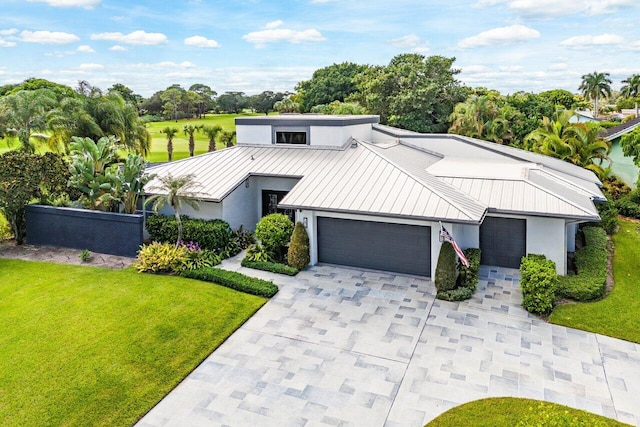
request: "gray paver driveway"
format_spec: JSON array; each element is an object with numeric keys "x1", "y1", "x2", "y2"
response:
[{"x1": 137, "y1": 263, "x2": 640, "y2": 427}]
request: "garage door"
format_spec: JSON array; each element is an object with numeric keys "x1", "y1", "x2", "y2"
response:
[
  {"x1": 317, "y1": 217, "x2": 431, "y2": 276},
  {"x1": 480, "y1": 217, "x2": 526, "y2": 268}
]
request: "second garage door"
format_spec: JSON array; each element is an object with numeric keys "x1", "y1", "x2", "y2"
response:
[
  {"x1": 317, "y1": 217, "x2": 431, "y2": 276},
  {"x1": 480, "y1": 217, "x2": 526, "y2": 268}
]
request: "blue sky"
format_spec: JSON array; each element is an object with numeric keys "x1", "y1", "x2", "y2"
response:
[{"x1": 1, "y1": 0, "x2": 639, "y2": 97}]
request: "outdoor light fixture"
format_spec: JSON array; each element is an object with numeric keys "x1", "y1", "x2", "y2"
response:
[
  {"x1": 303, "y1": 217, "x2": 308, "y2": 228},
  {"x1": 245, "y1": 179, "x2": 249, "y2": 188}
]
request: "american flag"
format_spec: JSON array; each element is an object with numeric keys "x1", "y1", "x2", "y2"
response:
[{"x1": 439, "y1": 223, "x2": 470, "y2": 268}]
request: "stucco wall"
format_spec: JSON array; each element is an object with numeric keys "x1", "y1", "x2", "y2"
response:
[
  {"x1": 527, "y1": 216, "x2": 567, "y2": 275},
  {"x1": 452, "y1": 223, "x2": 480, "y2": 250},
  {"x1": 310, "y1": 124, "x2": 372, "y2": 147},
  {"x1": 236, "y1": 124, "x2": 272, "y2": 145}
]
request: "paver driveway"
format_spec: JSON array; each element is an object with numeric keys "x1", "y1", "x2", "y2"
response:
[{"x1": 137, "y1": 263, "x2": 640, "y2": 427}]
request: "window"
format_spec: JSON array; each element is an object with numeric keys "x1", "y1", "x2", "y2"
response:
[{"x1": 275, "y1": 131, "x2": 307, "y2": 144}]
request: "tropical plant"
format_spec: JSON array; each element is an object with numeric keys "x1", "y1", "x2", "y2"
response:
[
  {"x1": 160, "y1": 127, "x2": 178, "y2": 161},
  {"x1": 578, "y1": 71, "x2": 612, "y2": 117},
  {"x1": 115, "y1": 154, "x2": 154, "y2": 214},
  {"x1": 448, "y1": 95, "x2": 516, "y2": 144},
  {"x1": 202, "y1": 125, "x2": 222, "y2": 152},
  {"x1": 144, "y1": 173, "x2": 201, "y2": 245},
  {"x1": 255, "y1": 213, "x2": 294, "y2": 262},
  {"x1": 0, "y1": 89, "x2": 57, "y2": 153},
  {"x1": 287, "y1": 222, "x2": 310, "y2": 270},
  {"x1": 273, "y1": 97, "x2": 300, "y2": 113},
  {"x1": 621, "y1": 74, "x2": 640, "y2": 98},
  {"x1": 220, "y1": 130, "x2": 236, "y2": 148},
  {"x1": 183, "y1": 124, "x2": 202, "y2": 157}
]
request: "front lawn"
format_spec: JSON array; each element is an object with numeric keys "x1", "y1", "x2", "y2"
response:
[
  {"x1": 426, "y1": 397, "x2": 626, "y2": 426},
  {"x1": 0, "y1": 259, "x2": 265, "y2": 426},
  {"x1": 550, "y1": 219, "x2": 640, "y2": 343}
]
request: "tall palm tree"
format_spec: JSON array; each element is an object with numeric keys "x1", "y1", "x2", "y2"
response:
[
  {"x1": 160, "y1": 127, "x2": 178, "y2": 161},
  {"x1": 621, "y1": 74, "x2": 640, "y2": 98},
  {"x1": 578, "y1": 71, "x2": 612, "y2": 117},
  {"x1": 144, "y1": 173, "x2": 201, "y2": 245},
  {"x1": 220, "y1": 130, "x2": 236, "y2": 148},
  {"x1": 183, "y1": 124, "x2": 202, "y2": 157},
  {"x1": 202, "y1": 125, "x2": 222, "y2": 152},
  {"x1": 0, "y1": 89, "x2": 57, "y2": 153}
]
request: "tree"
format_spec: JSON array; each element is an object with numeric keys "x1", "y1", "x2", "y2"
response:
[
  {"x1": 202, "y1": 125, "x2": 222, "y2": 152},
  {"x1": 189, "y1": 84, "x2": 217, "y2": 118},
  {"x1": 352, "y1": 54, "x2": 467, "y2": 133},
  {"x1": 296, "y1": 62, "x2": 369, "y2": 112},
  {"x1": 183, "y1": 124, "x2": 202, "y2": 157},
  {"x1": 216, "y1": 91, "x2": 248, "y2": 113},
  {"x1": 249, "y1": 91, "x2": 285, "y2": 115},
  {"x1": 10, "y1": 77, "x2": 76, "y2": 100},
  {"x1": 448, "y1": 95, "x2": 516, "y2": 144},
  {"x1": 621, "y1": 74, "x2": 640, "y2": 99},
  {"x1": 273, "y1": 97, "x2": 300, "y2": 113},
  {"x1": 161, "y1": 86, "x2": 186, "y2": 121},
  {"x1": 108, "y1": 83, "x2": 141, "y2": 105},
  {"x1": 620, "y1": 126, "x2": 640, "y2": 170},
  {"x1": 287, "y1": 221, "x2": 310, "y2": 270},
  {"x1": 144, "y1": 173, "x2": 201, "y2": 245},
  {"x1": 579, "y1": 71, "x2": 612, "y2": 117},
  {"x1": 435, "y1": 242, "x2": 457, "y2": 292},
  {"x1": 0, "y1": 89, "x2": 57, "y2": 152},
  {"x1": 160, "y1": 127, "x2": 179, "y2": 161},
  {"x1": 504, "y1": 92, "x2": 554, "y2": 145},
  {"x1": 219, "y1": 130, "x2": 236, "y2": 147},
  {"x1": 539, "y1": 89, "x2": 578, "y2": 110},
  {"x1": 310, "y1": 100, "x2": 367, "y2": 115},
  {"x1": 115, "y1": 154, "x2": 154, "y2": 214}
]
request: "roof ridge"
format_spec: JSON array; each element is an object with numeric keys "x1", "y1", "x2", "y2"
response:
[{"x1": 356, "y1": 139, "x2": 486, "y2": 222}]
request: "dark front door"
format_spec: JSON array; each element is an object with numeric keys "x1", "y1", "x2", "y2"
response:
[
  {"x1": 317, "y1": 217, "x2": 431, "y2": 276},
  {"x1": 261, "y1": 190, "x2": 294, "y2": 222},
  {"x1": 480, "y1": 217, "x2": 526, "y2": 268}
]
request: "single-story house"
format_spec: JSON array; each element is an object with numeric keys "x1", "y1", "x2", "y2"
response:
[{"x1": 144, "y1": 115, "x2": 604, "y2": 277}]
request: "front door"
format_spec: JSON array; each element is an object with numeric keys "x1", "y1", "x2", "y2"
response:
[{"x1": 261, "y1": 190, "x2": 294, "y2": 222}]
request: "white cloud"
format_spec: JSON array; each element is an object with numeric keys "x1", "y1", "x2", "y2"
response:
[
  {"x1": 0, "y1": 39, "x2": 16, "y2": 47},
  {"x1": 77, "y1": 44, "x2": 95, "y2": 53},
  {"x1": 0, "y1": 29, "x2": 18, "y2": 36},
  {"x1": 265, "y1": 20, "x2": 283, "y2": 29},
  {"x1": 461, "y1": 65, "x2": 492, "y2": 74},
  {"x1": 91, "y1": 30, "x2": 167, "y2": 45},
  {"x1": 20, "y1": 30, "x2": 80, "y2": 44},
  {"x1": 243, "y1": 24, "x2": 325, "y2": 47},
  {"x1": 389, "y1": 34, "x2": 430, "y2": 54},
  {"x1": 458, "y1": 25, "x2": 540, "y2": 48},
  {"x1": 27, "y1": 0, "x2": 100, "y2": 8},
  {"x1": 474, "y1": 0, "x2": 635, "y2": 17},
  {"x1": 560, "y1": 33, "x2": 625, "y2": 49},
  {"x1": 184, "y1": 35, "x2": 219, "y2": 48},
  {"x1": 109, "y1": 45, "x2": 126, "y2": 51},
  {"x1": 548, "y1": 62, "x2": 568, "y2": 71},
  {"x1": 125, "y1": 61, "x2": 196, "y2": 71},
  {"x1": 499, "y1": 65, "x2": 523, "y2": 72},
  {"x1": 79, "y1": 63, "x2": 104, "y2": 70}
]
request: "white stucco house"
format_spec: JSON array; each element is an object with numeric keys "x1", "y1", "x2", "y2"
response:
[{"x1": 145, "y1": 115, "x2": 604, "y2": 277}]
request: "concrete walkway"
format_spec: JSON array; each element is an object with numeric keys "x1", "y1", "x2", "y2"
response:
[{"x1": 135, "y1": 260, "x2": 640, "y2": 426}]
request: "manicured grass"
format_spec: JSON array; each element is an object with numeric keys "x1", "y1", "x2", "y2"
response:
[
  {"x1": 0, "y1": 259, "x2": 265, "y2": 426},
  {"x1": 145, "y1": 113, "x2": 267, "y2": 162},
  {"x1": 550, "y1": 219, "x2": 640, "y2": 343},
  {"x1": 426, "y1": 397, "x2": 626, "y2": 426}
]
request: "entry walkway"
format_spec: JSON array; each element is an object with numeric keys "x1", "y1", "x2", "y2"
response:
[{"x1": 137, "y1": 264, "x2": 640, "y2": 426}]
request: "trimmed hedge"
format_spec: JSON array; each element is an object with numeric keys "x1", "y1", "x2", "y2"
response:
[
  {"x1": 557, "y1": 227, "x2": 607, "y2": 301},
  {"x1": 520, "y1": 254, "x2": 557, "y2": 315},
  {"x1": 435, "y1": 242, "x2": 458, "y2": 292},
  {"x1": 437, "y1": 247, "x2": 481, "y2": 302},
  {"x1": 241, "y1": 258, "x2": 299, "y2": 276},
  {"x1": 180, "y1": 267, "x2": 279, "y2": 298},
  {"x1": 287, "y1": 222, "x2": 310, "y2": 270},
  {"x1": 146, "y1": 215, "x2": 232, "y2": 251}
]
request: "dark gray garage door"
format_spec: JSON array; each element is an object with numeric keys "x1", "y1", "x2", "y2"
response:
[
  {"x1": 317, "y1": 217, "x2": 431, "y2": 276},
  {"x1": 480, "y1": 217, "x2": 526, "y2": 268}
]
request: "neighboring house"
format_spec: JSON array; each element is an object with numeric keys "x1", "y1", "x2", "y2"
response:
[
  {"x1": 570, "y1": 110, "x2": 601, "y2": 123},
  {"x1": 603, "y1": 117, "x2": 640, "y2": 142},
  {"x1": 145, "y1": 115, "x2": 604, "y2": 277}
]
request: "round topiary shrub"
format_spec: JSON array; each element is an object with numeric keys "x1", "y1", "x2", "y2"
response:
[
  {"x1": 435, "y1": 241, "x2": 458, "y2": 292},
  {"x1": 287, "y1": 221, "x2": 310, "y2": 270},
  {"x1": 255, "y1": 213, "x2": 294, "y2": 262}
]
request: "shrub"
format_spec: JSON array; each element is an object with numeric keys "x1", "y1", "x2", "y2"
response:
[
  {"x1": 435, "y1": 241, "x2": 458, "y2": 292},
  {"x1": 180, "y1": 267, "x2": 279, "y2": 297},
  {"x1": 287, "y1": 222, "x2": 310, "y2": 270},
  {"x1": 436, "y1": 287, "x2": 475, "y2": 301},
  {"x1": 245, "y1": 243, "x2": 271, "y2": 262},
  {"x1": 557, "y1": 227, "x2": 607, "y2": 301},
  {"x1": 456, "y1": 248, "x2": 481, "y2": 291},
  {"x1": 594, "y1": 201, "x2": 618, "y2": 235},
  {"x1": 520, "y1": 254, "x2": 557, "y2": 315},
  {"x1": 232, "y1": 226, "x2": 255, "y2": 249},
  {"x1": 146, "y1": 215, "x2": 232, "y2": 251},
  {"x1": 136, "y1": 242, "x2": 189, "y2": 273},
  {"x1": 615, "y1": 197, "x2": 640, "y2": 219},
  {"x1": 79, "y1": 249, "x2": 92, "y2": 262},
  {"x1": 255, "y1": 214, "x2": 294, "y2": 262},
  {"x1": 241, "y1": 259, "x2": 299, "y2": 276},
  {"x1": 601, "y1": 175, "x2": 631, "y2": 201}
]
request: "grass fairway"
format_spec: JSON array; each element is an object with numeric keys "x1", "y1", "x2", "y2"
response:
[
  {"x1": 145, "y1": 113, "x2": 267, "y2": 162},
  {"x1": 550, "y1": 218, "x2": 640, "y2": 344},
  {"x1": 426, "y1": 397, "x2": 626, "y2": 426},
  {"x1": 0, "y1": 259, "x2": 265, "y2": 426}
]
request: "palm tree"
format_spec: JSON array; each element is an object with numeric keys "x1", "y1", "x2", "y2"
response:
[
  {"x1": 578, "y1": 71, "x2": 612, "y2": 117},
  {"x1": 220, "y1": 130, "x2": 236, "y2": 147},
  {"x1": 448, "y1": 95, "x2": 515, "y2": 144},
  {"x1": 621, "y1": 74, "x2": 640, "y2": 98},
  {"x1": 144, "y1": 173, "x2": 201, "y2": 245},
  {"x1": 183, "y1": 124, "x2": 202, "y2": 157},
  {"x1": 0, "y1": 89, "x2": 57, "y2": 153},
  {"x1": 160, "y1": 127, "x2": 178, "y2": 161},
  {"x1": 202, "y1": 125, "x2": 222, "y2": 152}
]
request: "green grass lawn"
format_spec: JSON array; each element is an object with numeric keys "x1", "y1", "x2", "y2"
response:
[
  {"x1": 0, "y1": 259, "x2": 265, "y2": 426},
  {"x1": 550, "y1": 218, "x2": 640, "y2": 343},
  {"x1": 426, "y1": 397, "x2": 626, "y2": 426}
]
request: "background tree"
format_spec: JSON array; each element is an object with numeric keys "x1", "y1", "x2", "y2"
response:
[
  {"x1": 183, "y1": 124, "x2": 202, "y2": 157},
  {"x1": 220, "y1": 130, "x2": 236, "y2": 147},
  {"x1": 144, "y1": 173, "x2": 201, "y2": 245},
  {"x1": 249, "y1": 91, "x2": 285, "y2": 115},
  {"x1": 161, "y1": 86, "x2": 186, "y2": 121},
  {"x1": 310, "y1": 100, "x2": 367, "y2": 115},
  {"x1": 579, "y1": 71, "x2": 612, "y2": 117},
  {"x1": 539, "y1": 89, "x2": 578, "y2": 110},
  {"x1": 621, "y1": 74, "x2": 640, "y2": 98},
  {"x1": 295, "y1": 62, "x2": 369, "y2": 112},
  {"x1": 202, "y1": 125, "x2": 222, "y2": 152},
  {"x1": 352, "y1": 54, "x2": 466, "y2": 133},
  {"x1": 188, "y1": 84, "x2": 217, "y2": 118},
  {"x1": 0, "y1": 89, "x2": 57, "y2": 153},
  {"x1": 273, "y1": 97, "x2": 300, "y2": 113},
  {"x1": 620, "y1": 127, "x2": 640, "y2": 184},
  {"x1": 108, "y1": 83, "x2": 141, "y2": 105},
  {"x1": 448, "y1": 95, "x2": 516, "y2": 144},
  {"x1": 216, "y1": 91, "x2": 248, "y2": 113},
  {"x1": 504, "y1": 92, "x2": 554, "y2": 144},
  {"x1": 160, "y1": 127, "x2": 178, "y2": 161}
]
